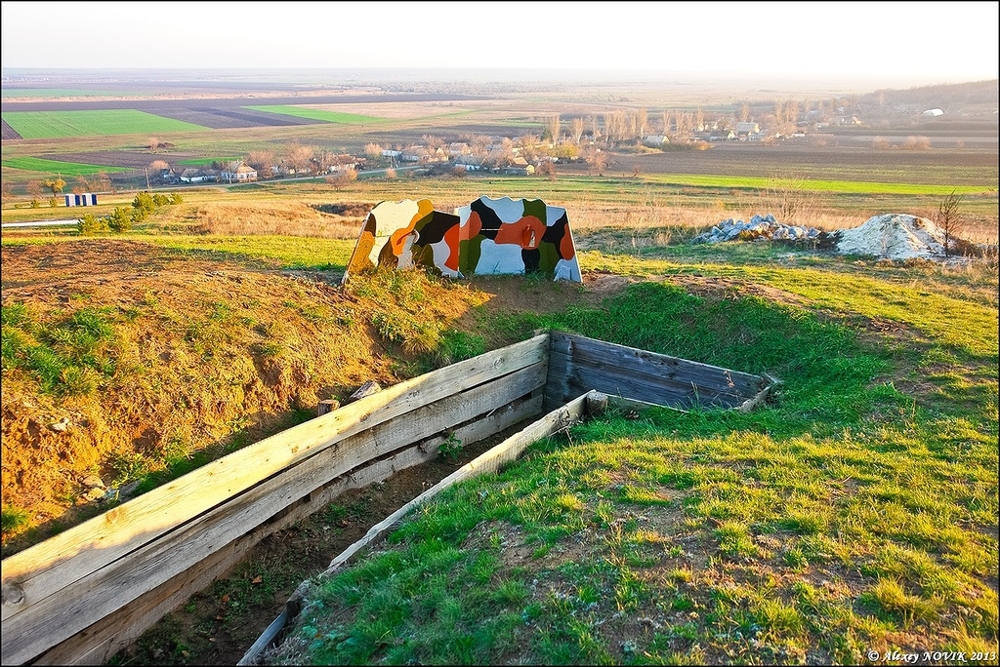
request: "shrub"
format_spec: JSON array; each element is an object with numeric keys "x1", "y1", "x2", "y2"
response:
[
  {"x1": 78, "y1": 213, "x2": 110, "y2": 235},
  {"x1": 107, "y1": 206, "x2": 135, "y2": 233},
  {"x1": 1, "y1": 505, "x2": 30, "y2": 534},
  {"x1": 132, "y1": 191, "x2": 156, "y2": 213},
  {"x1": 902, "y1": 135, "x2": 931, "y2": 150}
]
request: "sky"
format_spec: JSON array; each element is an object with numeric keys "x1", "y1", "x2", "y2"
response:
[{"x1": 2, "y1": 1, "x2": 998, "y2": 85}]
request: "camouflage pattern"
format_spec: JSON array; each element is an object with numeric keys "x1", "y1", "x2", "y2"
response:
[{"x1": 343, "y1": 196, "x2": 580, "y2": 283}]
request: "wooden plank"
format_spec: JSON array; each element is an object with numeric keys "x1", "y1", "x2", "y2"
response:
[
  {"x1": 551, "y1": 332, "x2": 763, "y2": 395},
  {"x1": 551, "y1": 352, "x2": 747, "y2": 408},
  {"x1": 551, "y1": 352, "x2": 742, "y2": 410},
  {"x1": 41, "y1": 393, "x2": 544, "y2": 667},
  {"x1": 33, "y1": 443, "x2": 442, "y2": 666},
  {"x1": 3, "y1": 361, "x2": 548, "y2": 665},
  {"x1": 316, "y1": 391, "x2": 594, "y2": 581},
  {"x1": 543, "y1": 345, "x2": 572, "y2": 412},
  {"x1": 1, "y1": 333, "x2": 548, "y2": 627}
]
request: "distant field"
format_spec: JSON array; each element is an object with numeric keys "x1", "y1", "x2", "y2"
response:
[
  {"x1": 242, "y1": 105, "x2": 384, "y2": 124},
  {"x1": 0, "y1": 89, "x2": 125, "y2": 99},
  {"x1": 176, "y1": 156, "x2": 242, "y2": 166},
  {"x1": 1, "y1": 110, "x2": 208, "y2": 139},
  {"x1": 641, "y1": 173, "x2": 991, "y2": 196},
  {"x1": 1, "y1": 156, "x2": 130, "y2": 176}
]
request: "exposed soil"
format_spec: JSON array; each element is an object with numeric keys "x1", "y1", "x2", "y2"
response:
[
  {"x1": 1, "y1": 239, "x2": 633, "y2": 551},
  {"x1": 110, "y1": 422, "x2": 534, "y2": 666}
]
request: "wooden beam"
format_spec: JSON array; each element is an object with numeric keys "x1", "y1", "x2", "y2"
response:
[
  {"x1": 1, "y1": 334, "x2": 548, "y2": 630},
  {"x1": 33, "y1": 392, "x2": 545, "y2": 666},
  {"x1": 238, "y1": 390, "x2": 595, "y2": 666},
  {"x1": 2, "y1": 350, "x2": 548, "y2": 665},
  {"x1": 550, "y1": 332, "x2": 763, "y2": 395}
]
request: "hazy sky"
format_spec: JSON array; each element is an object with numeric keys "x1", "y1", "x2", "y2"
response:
[{"x1": 2, "y1": 1, "x2": 997, "y2": 84}]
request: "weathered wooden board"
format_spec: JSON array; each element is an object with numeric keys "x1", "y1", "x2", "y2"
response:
[
  {"x1": 2, "y1": 352, "x2": 548, "y2": 665},
  {"x1": 35, "y1": 393, "x2": 543, "y2": 666},
  {"x1": 320, "y1": 390, "x2": 594, "y2": 578},
  {"x1": 549, "y1": 351, "x2": 743, "y2": 410},
  {"x1": 237, "y1": 390, "x2": 597, "y2": 666},
  {"x1": 545, "y1": 332, "x2": 767, "y2": 411},
  {"x1": 551, "y1": 332, "x2": 763, "y2": 393},
  {"x1": 1, "y1": 333, "x2": 547, "y2": 629}
]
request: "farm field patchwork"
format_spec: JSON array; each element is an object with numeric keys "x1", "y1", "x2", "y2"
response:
[
  {"x1": 0, "y1": 109, "x2": 209, "y2": 139},
  {"x1": 1, "y1": 156, "x2": 130, "y2": 176},
  {"x1": 0, "y1": 88, "x2": 127, "y2": 99},
  {"x1": 242, "y1": 104, "x2": 385, "y2": 124}
]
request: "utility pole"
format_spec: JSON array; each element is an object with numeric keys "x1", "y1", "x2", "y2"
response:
[{"x1": 144, "y1": 167, "x2": 150, "y2": 190}]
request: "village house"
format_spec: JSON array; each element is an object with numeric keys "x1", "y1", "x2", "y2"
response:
[
  {"x1": 326, "y1": 154, "x2": 360, "y2": 172},
  {"x1": 734, "y1": 122, "x2": 761, "y2": 140},
  {"x1": 709, "y1": 128, "x2": 736, "y2": 141},
  {"x1": 453, "y1": 154, "x2": 485, "y2": 171},
  {"x1": 179, "y1": 168, "x2": 217, "y2": 184},
  {"x1": 220, "y1": 161, "x2": 258, "y2": 183},
  {"x1": 642, "y1": 135, "x2": 670, "y2": 147}
]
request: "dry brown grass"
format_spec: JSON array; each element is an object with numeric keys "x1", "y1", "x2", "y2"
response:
[{"x1": 186, "y1": 201, "x2": 362, "y2": 239}]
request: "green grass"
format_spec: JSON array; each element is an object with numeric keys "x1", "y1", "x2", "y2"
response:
[
  {"x1": 642, "y1": 172, "x2": 992, "y2": 195},
  {"x1": 1, "y1": 301, "x2": 118, "y2": 396},
  {"x1": 273, "y1": 247, "x2": 998, "y2": 665},
  {"x1": 1, "y1": 110, "x2": 208, "y2": 139},
  {"x1": 2, "y1": 156, "x2": 130, "y2": 176},
  {"x1": 242, "y1": 105, "x2": 384, "y2": 124}
]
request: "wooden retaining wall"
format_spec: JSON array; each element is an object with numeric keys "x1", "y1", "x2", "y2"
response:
[
  {"x1": 544, "y1": 331, "x2": 773, "y2": 412},
  {"x1": 1, "y1": 331, "x2": 773, "y2": 665}
]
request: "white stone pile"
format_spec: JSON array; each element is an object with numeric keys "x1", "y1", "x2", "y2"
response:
[
  {"x1": 691, "y1": 214, "x2": 822, "y2": 244},
  {"x1": 834, "y1": 214, "x2": 947, "y2": 260}
]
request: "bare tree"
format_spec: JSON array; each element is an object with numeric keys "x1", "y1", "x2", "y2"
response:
[
  {"x1": 326, "y1": 168, "x2": 358, "y2": 189},
  {"x1": 661, "y1": 110, "x2": 672, "y2": 136},
  {"x1": 363, "y1": 143, "x2": 383, "y2": 160},
  {"x1": 247, "y1": 150, "x2": 275, "y2": 179},
  {"x1": 785, "y1": 100, "x2": 799, "y2": 125},
  {"x1": 936, "y1": 189, "x2": 966, "y2": 257},
  {"x1": 571, "y1": 117, "x2": 584, "y2": 145},
  {"x1": 582, "y1": 145, "x2": 607, "y2": 175},
  {"x1": 422, "y1": 134, "x2": 445, "y2": 151},
  {"x1": 589, "y1": 114, "x2": 600, "y2": 140},
  {"x1": 536, "y1": 160, "x2": 557, "y2": 180},
  {"x1": 548, "y1": 114, "x2": 561, "y2": 143},
  {"x1": 1, "y1": 179, "x2": 14, "y2": 205},
  {"x1": 695, "y1": 108, "x2": 704, "y2": 132},
  {"x1": 72, "y1": 176, "x2": 92, "y2": 194},
  {"x1": 739, "y1": 103, "x2": 750, "y2": 123},
  {"x1": 636, "y1": 108, "x2": 648, "y2": 138},
  {"x1": 95, "y1": 172, "x2": 114, "y2": 194},
  {"x1": 26, "y1": 180, "x2": 43, "y2": 202},
  {"x1": 284, "y1": 143, "x2": 315, "y2": 174}
]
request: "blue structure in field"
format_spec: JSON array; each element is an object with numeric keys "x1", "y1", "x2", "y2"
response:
[{"x1": 65, "y1": 193, "x2": 98, "y2": 207}]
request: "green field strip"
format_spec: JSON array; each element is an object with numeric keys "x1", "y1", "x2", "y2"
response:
[
  {"x1": 1, "y1": 110, "x2": 209, "y2": 139},
  {"x1": 1, "y1": 156, "x2": 130, "y2": 176},
  {"x1": 641, "y1": 173, "x2": 992, "y2": 196},
  {"x1": 242, "y1": 105, "x2": 385, "y2": 124}
]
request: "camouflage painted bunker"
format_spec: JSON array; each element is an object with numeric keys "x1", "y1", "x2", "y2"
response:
[{"x1": 343, "y1": 195, "x2": 581, "y2": 282}]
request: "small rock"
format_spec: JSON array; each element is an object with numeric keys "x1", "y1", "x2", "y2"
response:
[
  {"x1": 50, "y1": 418, "x2": 71, "y2": 432},
  {"x1": 83, "y1": 487, "x2": 106, "y2": 501},
  {"x1": 81, "y1": 475, "x2": 105, "y2": 489}
]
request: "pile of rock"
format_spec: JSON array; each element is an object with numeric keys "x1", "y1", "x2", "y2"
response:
[
  {"x1": 691, "y1": 214, "x2": 822, "y2": 244},
  {"x1": 834, "y1": 213, "x2": 953, "y2": 260}
]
